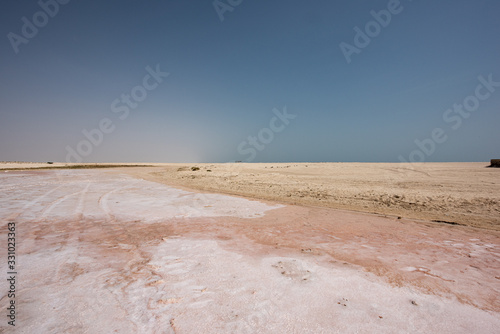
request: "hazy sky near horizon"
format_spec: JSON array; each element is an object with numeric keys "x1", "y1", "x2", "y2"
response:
[{"x1": 1, "y1": 0, "x2": 499, "y2": 163}]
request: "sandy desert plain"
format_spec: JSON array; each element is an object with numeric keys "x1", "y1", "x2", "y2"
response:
[{"x1": 0, "y1": 161, "x2": 499, "y2": 333}]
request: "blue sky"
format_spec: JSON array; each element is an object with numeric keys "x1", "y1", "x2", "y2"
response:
[{"x1": 1, "y1": 0, "x2": 499, "y2": 163}]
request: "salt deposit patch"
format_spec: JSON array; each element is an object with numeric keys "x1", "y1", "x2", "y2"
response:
[
  {"x1": 49, "y1": 237, "x2": 500, "y2": 333},
  {"x1": 4, "y1": 236, "x2": 499, "y2": 333},
  {"x1": 0, "y1": 170, "x2": 282, "y2": 222}
]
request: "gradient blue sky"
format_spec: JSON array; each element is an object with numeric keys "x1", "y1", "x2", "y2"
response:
[{"x1": 1, "y1": 0, "x2": 499, "y2": 163}]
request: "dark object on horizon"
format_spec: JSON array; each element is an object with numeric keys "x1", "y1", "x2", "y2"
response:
[
  {"x1": 191, "y1": 166, "x2": 200, "y2": 171},
  {"x1": 489, "y1": 159, "x2": 500, "y2": 168},
  {"x1": 47, "y1": 162, "x2": 54, "y2": 164}
]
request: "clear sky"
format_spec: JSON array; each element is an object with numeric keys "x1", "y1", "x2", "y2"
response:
[{"x1": 1, "y1": 0, "x2": 499, "y2": 163}]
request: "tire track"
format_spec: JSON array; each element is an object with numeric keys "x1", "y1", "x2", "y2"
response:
[
  {"x1": 74, "y1": 183, "x2": 91, "y2": 220},
  {"x1": 4, "y1": 183, "x2": 69, "y2": 221},
  {"x1": 39, "y1": 184, "x2": 90, "y2": 220},
  {"x1": 98, "y1": 188, "x2": 122, "y2": 223},
  {"x1": 98, "y1": 181, "x2": 141, "y2": 222}
]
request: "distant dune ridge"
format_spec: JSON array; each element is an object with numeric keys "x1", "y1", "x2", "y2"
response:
[{"x1": 0, "y1": 162, "x2": 154, "y2": 170}]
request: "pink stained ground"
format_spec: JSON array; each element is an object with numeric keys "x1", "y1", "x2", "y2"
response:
[{"x1": 0, "y1": 169, "x2": 499, "y2": 333}]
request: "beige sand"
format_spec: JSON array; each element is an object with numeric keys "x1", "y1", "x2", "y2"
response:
[{"x1": 126, "y1": 162, "x2": 499, "y2": 231}]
